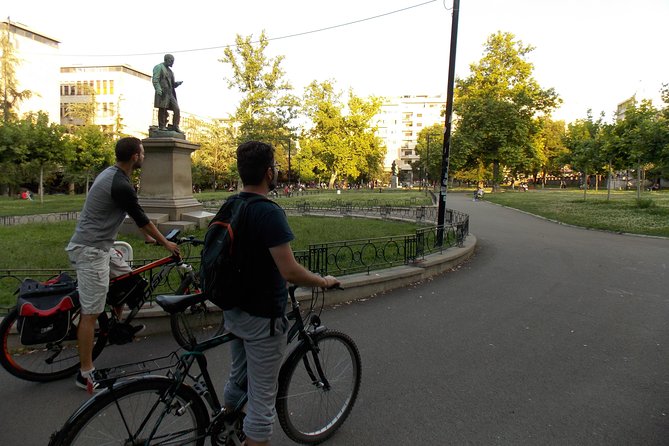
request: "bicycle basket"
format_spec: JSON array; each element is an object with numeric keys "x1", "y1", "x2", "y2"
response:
[
  {"x1": 16, "y1": 274, "x2": 79, "y2": 345},
  {"x1": 107, "y1": 274, "x2": 147, "y2": 307}
]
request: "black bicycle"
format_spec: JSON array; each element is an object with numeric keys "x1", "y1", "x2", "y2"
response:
[
  {"x1": 0, "y1": 230, "x2": 224, "y2": 382},
  {"x1": 49, "y1": 285, "x2": 361, "y2": 445}
]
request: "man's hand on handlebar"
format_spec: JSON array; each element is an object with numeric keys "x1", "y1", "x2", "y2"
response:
[
  {"x1": 321, "y1": 275, "x2": 340, "y2": 289},
  {"x1": 164, "y1": 241, "x2": 180, "y2": 257}
]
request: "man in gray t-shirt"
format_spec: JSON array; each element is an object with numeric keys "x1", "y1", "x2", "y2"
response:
[{"x1": 66, "y1": 137, "x2": 179, "y2": 393}]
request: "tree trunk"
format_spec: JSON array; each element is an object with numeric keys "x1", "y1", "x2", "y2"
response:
[
  {"x1": 328, "y1": 172, "x2": 337, "y2": 189},
  {"x1": 492, "y1": 161, "x2": 501, "y2": 192},
  {"x1": 582, "y1": 170, "x2": 587, "y2": 201},
  {"x1": 39, "y1": 166, "x2": 44, "y2": 204},
  {"x1": 637, "y1": 159, "x2": 642, "y2": 200},
  {"x1": 607, "y1": 160, "x2": 612, "y2": 202}
]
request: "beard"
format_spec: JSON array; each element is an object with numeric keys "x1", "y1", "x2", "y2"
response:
[{"x1": 268, "y1": 173, "x2": 278, "y2": 191}]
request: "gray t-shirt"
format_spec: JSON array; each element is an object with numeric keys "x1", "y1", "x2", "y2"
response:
[{"x1": 69, "y1": 166, "x2": 150, "y2": 250}]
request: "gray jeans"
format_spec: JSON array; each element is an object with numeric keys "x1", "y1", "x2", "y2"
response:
[{"x1": 223, "y1": 308, "x2": 288, "y2": 442}]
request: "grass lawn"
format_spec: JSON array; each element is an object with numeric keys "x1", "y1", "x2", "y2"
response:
[
  {"x1": 0, "y1": 215, "x2": 420, "y2": 306},
  {"x1": 0, "y1": 189, "x2": 432, "y2": 217},
  {"x1": 484, "y1": 189, "x2": 669, "y2": 237}
]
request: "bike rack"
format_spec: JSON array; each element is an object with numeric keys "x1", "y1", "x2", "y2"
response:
[{"x1": 97, "y1": 351, "x2": 180, "y2": 387}]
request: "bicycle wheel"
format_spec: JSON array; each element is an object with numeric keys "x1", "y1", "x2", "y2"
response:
[
  {"x1": 276, "y1": 330, "x2": 361, "y2": 444},
  {"x1": 0, "y1": 308, "x2": 109, "y2": 382},
  {"x1": 51, "y1": 376, "x2": 209, "y2": 446},
  {"x1": 169, "y1": 275, "x2": 225, "y2": 347}
]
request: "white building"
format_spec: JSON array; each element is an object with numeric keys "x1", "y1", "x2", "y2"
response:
[
  {"x1": 60, "y1": 65, "x2": 153, "y2": 138},
  {"x1": 2, "y1": 20, "x2": 60, "y2": 123},
  {"x1": 375, "y1": 94, "x2": 446, "y2": 178}
]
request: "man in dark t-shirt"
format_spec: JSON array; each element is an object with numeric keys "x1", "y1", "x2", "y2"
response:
[
  {"x1": 66, "y1": 137, "x2": 179, "y2": 393},
  {"x1": 222, "y1": 141, "x2": 339, "y2": 446}
]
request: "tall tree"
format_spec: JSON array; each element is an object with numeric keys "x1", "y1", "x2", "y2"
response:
[
  {"x1": 413, "y1": 124, "x2": 443, "y2": 186},
  {"x1": 564, "y1": 111, "x2": 605, "y2": 200},
  {"x1": 220, "y1": 30, "x2": 299, "y2": 171},
  {"x1": 0, "y1": 21, "x2": 32, "y2": 123},
  {"x1": 534, "y1": 117, "x2": 567, "y2": 186},
  {"x1": 187, "y1": 118, "x2": 238, "y2": 190},
  {"x1": 299, "y1": 80, "x2": 384, "y2": 188},
  {"x1": 453, "y1": 31, "x2": 560, "y2": 191},
  {"x1": 64, "y1": 125, "x2": 114, "y2": 194},
  {"x1": 19, "y1": 112, "x2": 70, "y2": 203}
]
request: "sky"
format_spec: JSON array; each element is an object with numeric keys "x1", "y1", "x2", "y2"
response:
[{"x1": 2, "y1": 0, "x2": 667, "y2": 124}]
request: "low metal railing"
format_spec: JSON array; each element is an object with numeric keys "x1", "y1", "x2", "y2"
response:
[{"x1": 1, "y1": 205, "x2": 468, "y2": 314}]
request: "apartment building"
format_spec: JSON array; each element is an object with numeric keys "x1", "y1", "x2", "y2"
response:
[
  {"x1": 375, "y1": 94, "x2": 445, "y2": 179},
  {"x1": 2, "y1": 19, "x2": 60, "y2": 122},
  {"x1": 60, "y1": 65, "x2": 154, "y2": 137}
]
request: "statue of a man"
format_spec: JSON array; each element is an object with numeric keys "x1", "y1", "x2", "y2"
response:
[
  {"x1": 152, "y1": 54, "x2": 183, "y2": 132},
  {"x1": 391, "y1": 160, "x2": 397, "y2": 176}
]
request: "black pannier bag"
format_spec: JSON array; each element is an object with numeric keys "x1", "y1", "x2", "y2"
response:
[
  {"x1": 107, "y1": 273, "x2": 147, "y2": 308},
  {"x1": 16, "y1": 273, "x2": 79, "y2": 345}
]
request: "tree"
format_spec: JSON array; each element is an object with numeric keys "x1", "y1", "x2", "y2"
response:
[
  {"x1": 1, "y1": 21, "x2": 32, "y2": 123},
  {"x1": 220, "y1": 30, "x2": 299, "y2": 172},
  {"x1": 563, "y1": 111, "x2": 605, "y2": 200},
  {"x1": 65, "y1": 84, "x2": 97, "y2": 126},
  {"x1": 299, "y1": 80, "x2": 385, "y2": 188},
  {"x1": 453, "y1": 31, "x2": 561, "y2": 191},
  {"x1": 187, "y1": 118, "x2": 238, "y2": 190},
  {"x1": 63, "y1": 125, "x2": 114, "y2": 194},
  {"x1": 413, "y1": 124, "x2": 443, "y2": 186},
  {"x1": 18, "y1": 112, "x2": 71, "y2": 203},
  {"x1": 533, "y1": 117, "x2": 567, "y2": 186}
]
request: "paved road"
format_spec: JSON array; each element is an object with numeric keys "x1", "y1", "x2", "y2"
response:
[{"x1": 2, "y1": 192, "x2": 669, "y2": 445}]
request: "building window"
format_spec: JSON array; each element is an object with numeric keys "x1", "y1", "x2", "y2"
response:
[
  {"x1": 103, "y1": 80, "x2": 108, "y2": 95},
  {"x1": 109, "y1": 80, "x2": 114, "y2": 95},
  {"x1": 96, "y1": 80, "x2": 101, "y2": 95},
  {"x1": 417, "y1": 113, "x2": 423, "y2": 117}
]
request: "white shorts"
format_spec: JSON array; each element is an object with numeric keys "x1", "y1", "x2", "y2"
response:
[{"x1": 66, "y1": 243, "x2": 132, "y2": 314}]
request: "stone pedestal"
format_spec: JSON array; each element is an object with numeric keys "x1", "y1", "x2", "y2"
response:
[
  {"x1": 390, "y1": 175, "x2": 399, "y2": 189},
  {"x1": 138, "y1": 137, "x2": 202, "y2": 221}
]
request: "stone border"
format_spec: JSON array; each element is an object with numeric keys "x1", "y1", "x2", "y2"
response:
[{"x1": 131, "y1": 233, "x2": 477, "y2": 336}]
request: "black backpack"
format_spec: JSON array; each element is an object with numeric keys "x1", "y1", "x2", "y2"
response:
[{"x1": 200, "y1": 194, "x2": 271, "y2": 310}]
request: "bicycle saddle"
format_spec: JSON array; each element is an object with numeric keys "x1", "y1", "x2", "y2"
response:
[{"x1": 155, "y1": 293, "x2": 208, "y2": 314}]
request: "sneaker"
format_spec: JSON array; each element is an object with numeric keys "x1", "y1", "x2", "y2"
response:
[
  {"x1": 131, "y1": 324, "x2": 146, "y2": 337},
  {"x1": 75, "y1": 370, "x2": 105, "y2": 394}
]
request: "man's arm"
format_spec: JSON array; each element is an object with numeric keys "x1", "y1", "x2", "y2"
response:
[
  {"x1": 269, "y1": 242, "x2": 338, "y2": 288},
  {"x1": 139, "y1": 222, "x2": 179, "y2": 256},
  {"x1": 152, "y1": 64, "x2": 163, "y2": 95}
]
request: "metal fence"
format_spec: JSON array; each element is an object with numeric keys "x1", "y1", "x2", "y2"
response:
[
  {"x1": 0, "y1": 211, "x2": 80, "y2": 226},
  {"x1": 0, "y1": 204, "x2": 468, "y2": 314}
]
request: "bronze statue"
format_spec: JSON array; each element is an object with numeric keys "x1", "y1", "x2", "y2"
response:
[{"x1": 152, "y1": 54, "x2": 183, "y2": 132}]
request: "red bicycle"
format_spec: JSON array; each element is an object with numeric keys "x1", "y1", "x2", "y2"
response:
[{"x1": 0, "y1": 230, "x2": 224, "y2": 382}]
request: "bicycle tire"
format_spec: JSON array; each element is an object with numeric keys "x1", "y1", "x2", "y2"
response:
[
  {"x1": 276, "y1": 330, "x2": 361, "y2": 444},
  {"x1": 169, "y1": 274, "x2": 225, "y2": 348},
  {"x1": 50, "y1": 376, "x2": 209, "y2": 446},
  {"x1": 0, "y1": 308, "x2": 109, "y2": 382}
]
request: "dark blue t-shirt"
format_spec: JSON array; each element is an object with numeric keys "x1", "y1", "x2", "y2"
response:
[{"x1": 237, "y1": 192, "x2": 294, "y2": 317}]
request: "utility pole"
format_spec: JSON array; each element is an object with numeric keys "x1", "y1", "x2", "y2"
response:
[{"x1": 437, "y1": 0, "x2": 460, "y2": 246}]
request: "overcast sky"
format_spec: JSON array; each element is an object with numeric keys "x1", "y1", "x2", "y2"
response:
[{"x1": 2, "y1": 0, "x2": 667, "y2": 123}]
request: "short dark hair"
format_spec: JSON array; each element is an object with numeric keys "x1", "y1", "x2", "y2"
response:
[
  {"x1": 115, "y1": 137, "x2": 142, "y2": 162},
  {"x1": 237, "y1": 141, "x2": 275, "y2": 186}
]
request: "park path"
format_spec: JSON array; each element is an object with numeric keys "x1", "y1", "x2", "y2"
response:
[{"x1": 1, "y1": 192, "x2": 668, "y2": 445}]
